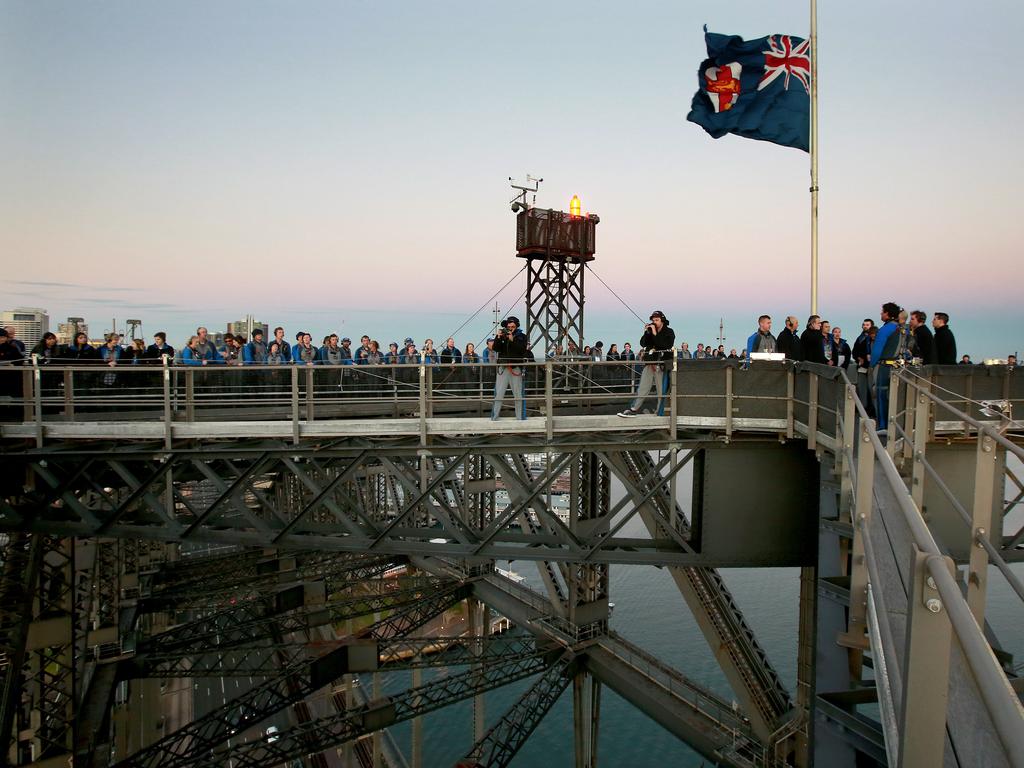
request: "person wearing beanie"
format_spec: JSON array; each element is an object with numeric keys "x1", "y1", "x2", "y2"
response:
[
  {"x1": 491, "y1": 316, "x2": 529, "y2": 420},
  {"x1": 619, "y1": 310, "x2": 675, "y2": 417}
]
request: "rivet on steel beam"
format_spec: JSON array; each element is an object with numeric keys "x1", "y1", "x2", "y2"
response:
[
  {"x1": 926, "y1": 576, "x2": 937, "y2": 590},
  {"x1": 926, "y1": 598, "x2": 942, "y2": 614}
]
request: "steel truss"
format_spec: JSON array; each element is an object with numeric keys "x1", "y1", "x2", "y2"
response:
[
  {"x1": 115, "y1": 581, "x2": 471, "y2": 768},
  {"x1": 140, "y1": 576, "x2": 453, "y2": 655},
  {"x1": 2, "y1": 443, "x2": 751, "y2": 566},
  {"x1": 142, "y1": 553, "x2": 398, "y2": 612},
  {"x1": 124, "y1": 633, "x2": 541, "y2": 680},
  {"x1": 460, "y1": 652, "x2": 576, "y2": 768},
  {"x1": 224, "y1": 649, "x2": 562, "y2": 768}
]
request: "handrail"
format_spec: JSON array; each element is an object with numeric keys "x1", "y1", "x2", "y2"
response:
[
  {"x1": 899, "y1": 370, "x2": 1024, "y2": 462},
  {"x1": 839, "y1": 369, "x2": 1024, "y2": 761}
]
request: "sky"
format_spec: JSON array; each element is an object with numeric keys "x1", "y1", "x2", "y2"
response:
[{"x1": 2, "y1": 0, "x2": 1022, "y2": 358}]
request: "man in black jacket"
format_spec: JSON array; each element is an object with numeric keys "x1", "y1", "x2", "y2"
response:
[
  {"x1": 619, "y1": 310, "x2": 676, "y2": 417},
  {"x1": 491, "y1": 316, "x2": 529, "y2": 420},
  {"x1": 776, "y1": 316, "x2": 802, "y2": 361},
  {"x1": 144, "y1": 332, "x2": 175, "y2": 364},
  {"x1": 800, "y1": 315, "x2": 827, "y2": 364},
  {"x1": 932, "y1": 312, "x2": 957, "y2": 364},
  {"x1": 908, "y1": 310, "x2": 936, "y2": 364}
]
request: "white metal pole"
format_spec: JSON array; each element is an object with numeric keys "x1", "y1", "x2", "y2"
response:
[{"x1": 810, "y1": 0, "x2": 819, "y2": 316}]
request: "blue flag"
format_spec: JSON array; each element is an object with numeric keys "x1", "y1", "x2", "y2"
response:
[{"x1": 687, "y1": 31, "x2": 810, "y2": 152}]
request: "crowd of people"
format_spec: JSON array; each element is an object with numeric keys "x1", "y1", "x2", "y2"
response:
[{"x1": 0, "y1": 307, "x2": 1014, "y2": 427}]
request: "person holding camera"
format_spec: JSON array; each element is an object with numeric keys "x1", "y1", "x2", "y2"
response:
[
  {"x1": 618, "y1": 310, "x2": 675, "y2": 417},
  {"x1": 491, "y1": 316, "x2": 529, "y2": 420}
]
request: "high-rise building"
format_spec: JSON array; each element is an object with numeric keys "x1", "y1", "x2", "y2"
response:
[
  {"x1": 56, "y1": 318, "x2": 88, "y2": 346},
  {"x1": 1, "y1": 307, "x2": 49, "y2": 348},
  {"x1": 227, "y1": 316, "x2": 268, "y2": 340}
]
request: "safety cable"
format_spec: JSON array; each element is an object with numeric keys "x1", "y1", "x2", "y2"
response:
[
  {"x1": 584, "y1": 264, "x2": 647, "y2": 324},
  {"x1": 441, "y1": 265, "x2": 526, "y2": 348}
]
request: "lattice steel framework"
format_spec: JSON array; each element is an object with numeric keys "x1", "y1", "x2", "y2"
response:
[{"x1": 515, "y1": 206, "x2": 597, "y2": 359}]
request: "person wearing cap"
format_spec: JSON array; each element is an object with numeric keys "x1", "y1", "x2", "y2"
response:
[
  {"x1": 400, "y1": 340, "x2": 420, "y2": 368},
  {"x1": 338, "y1": 337, "x2": 354, "y2": 364},
  {"x1": 242, "y1": 329, "x2": 268, "y2": 364},
  {"x1": 618, "y1": 311, "x2": 675, "y2": 417},
  {"x1": 384, "y1": 342, "x2": 401, "y2": 365},
  {"x1": 293, "y1": 332, "x2": 319, "y2": 366},
  {"x1": 491, "y1": 316, "x2": 529, "y2": 420},
  {"x1": 482, "y1": 338, "x2": 496, "y2": 364}
]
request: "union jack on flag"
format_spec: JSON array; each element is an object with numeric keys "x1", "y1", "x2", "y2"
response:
[
  {"x1": 687, "y1": 30, "x2": 811, "y2": 152},
  {"x1": 758, "y1": 35, "x2": 811, "y2": 93}
]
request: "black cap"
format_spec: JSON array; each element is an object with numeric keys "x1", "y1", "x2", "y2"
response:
[
  {"x1": 649, "y1": 310, "x2": 668, "y2": 323},
  {"x1": 504, "y1": 316, "x2": 520, "y2": 327}
]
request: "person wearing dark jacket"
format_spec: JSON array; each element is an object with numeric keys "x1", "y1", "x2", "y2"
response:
[
  {"x1": 0, "y1": 328, "x2": 24, "y2": 415},
  {"x1": 851, "y1": 320, "x2": 875, "y2": 416},
  {"x1": 800, "y1": 316, "x2": 827, "y2": 364},
  {"x1": 30, "y1": 332, "x2": 59, "y2": 364},
  {"x1": 491, "y1": 316, "x2": 529, "y2": 420},
  {"x1": 932, "y1": 312, "x2": 956, "y2": 365},
  {"x1": 776, "y1": 316, "x2": 802, "y2": 361},
  {"x1": 831, "y1": 327, "x2": 852, "y2": 370},
  {"x1": 908, "y1": 311, "x2": 936, "y2": 364},
  {"x1": 619, "y1": 310, "x2": 676, "y2": 417},
  {"x1": 144, "y1": 332, "x2": 175, "y2": 364},
  {"x1": 63, "y1": 332, "x2": 100, "y2": 362}
]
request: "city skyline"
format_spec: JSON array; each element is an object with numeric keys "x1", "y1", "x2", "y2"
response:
[{"x1": 3, "y1": 1, "x2": 1021, "y2": 358}]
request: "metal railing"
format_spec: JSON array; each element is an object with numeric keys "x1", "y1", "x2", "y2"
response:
[
  {"x1": 831, "y1": 369, "x2": 1024, "y2": 768},
  {"x1": 1, "y1": 356, "x2": 828, "y2": 448}
]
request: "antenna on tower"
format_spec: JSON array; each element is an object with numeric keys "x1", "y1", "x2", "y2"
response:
[
  {"x1": 508, "y1": 174, "x2": 543, "y2": 211},
  {"x1": 717, "y1": 318, "x2": 725, "y2": 347}
]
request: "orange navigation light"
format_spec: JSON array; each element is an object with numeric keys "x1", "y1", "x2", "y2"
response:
[{"x1": 569, "y1": 195, "x2": 581, "y2": 218}]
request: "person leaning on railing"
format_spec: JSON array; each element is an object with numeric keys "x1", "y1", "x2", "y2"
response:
[{"x1": 618, "y1": 310, "x2": 675, "y2": 418}]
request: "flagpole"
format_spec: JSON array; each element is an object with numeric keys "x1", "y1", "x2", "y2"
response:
[{"x1": 810, "y1": 0, "x2": 819, "y2": 315}]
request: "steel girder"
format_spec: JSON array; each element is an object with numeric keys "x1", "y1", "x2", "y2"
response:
[
  {"x1": 140, "y1": 576, "x2": 450, "y2": 654},
  {"x1": 604, "y1": 449, "x2": 792, "y2": 741},
  {"x1": 224, "y1": 649, "x2": 561, "y2": 768},
  {"x1": 0, "y1": 533, "x2": 43, "y2": 765},
  {"x1": 459, "y1": 652, "x2": 576, "y2": 768},
  {"x1": 114, "y1": 581, "x2": 471, "y2": 768},
  {"x1": 142, "y1": 553, "x2": 397, "y2": 612},
  {"x1": 123, "y1": 633, "x2": 541, "y2": 679},
  {"x1": 3, "y1": 447, "x2": 734, "y2": 565}
]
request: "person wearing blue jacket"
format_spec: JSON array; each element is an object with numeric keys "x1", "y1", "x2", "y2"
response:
[
  {"x1": 292, "y1": 332, "x2": 319, "y2": 366},
  {"x1": 181, "y1": 336, "x2": 207, "y2": 366},
  {"x1": 870, "y1": 302, "x2": 902, "y2": 432},
  {"x1": 243, "y1": 329, "x2": 268, "y2": 364},
  {"x1": 270, "y1": 327, "x2": 292, "y2": 363},
  {"x1": 746, "y1": 315, "x2": 777, "y2": 358}
]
